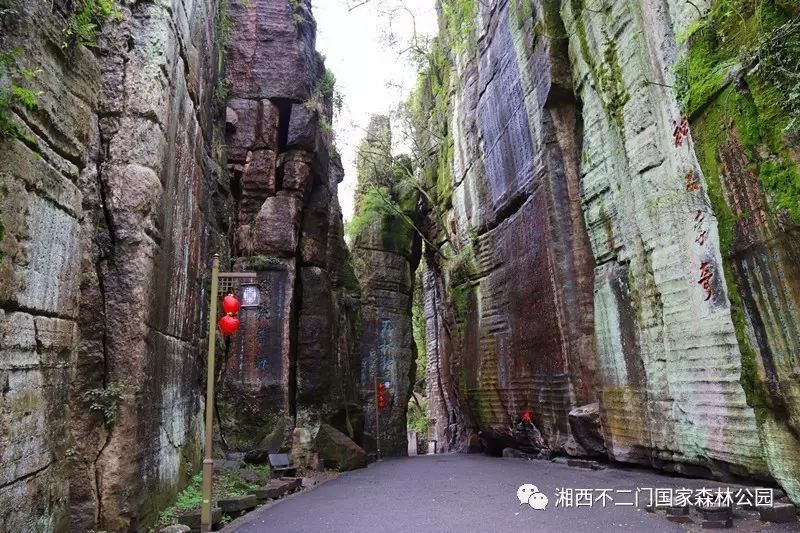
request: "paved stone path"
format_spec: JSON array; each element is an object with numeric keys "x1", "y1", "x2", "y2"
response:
[{"x1": 227, "y1": 455, "x2": 796, "y2": 532}]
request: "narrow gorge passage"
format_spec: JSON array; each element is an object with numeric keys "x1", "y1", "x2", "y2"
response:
[{"x1": 0, "y1": 0, "x2": 799, "y2": 532}]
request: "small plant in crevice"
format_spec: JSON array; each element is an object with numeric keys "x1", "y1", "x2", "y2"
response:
[
  {"x1": 288, "y1": 0, "x2": 305, "y2": 27},
  {"x1": 0, "y1": 50, "x2": 41, "y2": 143},
  {"x1": 62, "y1": 0, "x2": 122, "y2": 49},
  {"x1": 305, "y1": 68, "x2": 342, "y2": 116},
  {"x1": 85, "y1": 382, "x2": 124, "y2": 425},
  {"x1": 213, "y1": 76, "x2": 230, "y2": 107}
]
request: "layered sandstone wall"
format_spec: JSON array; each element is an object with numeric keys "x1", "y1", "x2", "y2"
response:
[
  {"x1": 218, "y1": 0, "x2": 363, "y2": 463},
  {"x1": 0, "y1": 0, "x2": 227, "y2": 529},
  {"x1": 0, "y1": 0, "x2": 359, "y2": 529},
  {"x1": 414, "y1": 0, "x2": 800, "y2": 501},
  {"x1": 351, "y1": 116, "x2": 421, "y2": 456}
]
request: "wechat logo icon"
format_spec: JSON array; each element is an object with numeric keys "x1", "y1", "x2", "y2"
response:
[{"x1": 517, "y1": 483, "x2": 549, "y2": 510}]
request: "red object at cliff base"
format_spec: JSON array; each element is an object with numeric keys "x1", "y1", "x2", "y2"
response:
[
  {"x1": 222, "y1": 293, "x2": 241, "y2": 314},
  {"x1": 521, "y1": 411, "x2": 532, "y2": 424},
  {"x1": 219, "y1": 313, "x2": 240, "y2": 335}
]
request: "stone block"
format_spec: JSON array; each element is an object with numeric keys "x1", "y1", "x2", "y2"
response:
[
  {"x1": 287, "y1": 103, "x2": 317, "y2": 151},
  {"x1": 568, "y1": 403, "x2": 606, "y2": 456},
  {"x1": 226, "y1": 98, "x2": 260, "y2": 162},
  {"x1": 699, "y1": 506, "x2": 732, "y2": 519},
  {"x1": 258, "y1": 99, "x2": 280, "y2": 150},
  {"x1": 314, "y1": 423, "x2": 368, "y2": 471},
  {"x1": 759, "y1": 503, "x2": 797, "y2": 523},
  {"x1": 282, "y1": 159, "x2": 312, "y2": 196},
  {"x1": 239, "y1": 149, "x2": 277, "y2": 222},
  {"x1": 175, "y1": 507, "x2": 221, "y2": 531},
  {"x1": 701, "y1": 518, "x2": 732, "y2": 529},
  {"x1": 279, "y1": 477, "x2": 303, "y2": 491},
  {"x1": 159, "y1": 525, "x2": 190, "y2": 533},
  {"x1": 247, "y1": 194, "x2": 302, "y2": 256},
  {"x1": 407, "y1": 430, "x2": 418, "y2": 456},
  {"x1": 218, "y1": 494, "x2": 257, "y2": 514},
  {"x1": 566, "y1": 458, "x2": 603, "y2": 470}
]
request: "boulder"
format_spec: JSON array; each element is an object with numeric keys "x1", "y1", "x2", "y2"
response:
[
  {"x1": 225, "y1": 98, "x2": 259, "y2": 161},
  {"x1": 244, "y1": 416, "x2": 290, "y2": 464},
  {"x1": 759, "y1": 503, "x2": 797, "y2": 523},
  {"x1": 287, "y1": 103, "x2": 317, "y2": 151},
  {"x1": 568, "y1": 403, "x2": 606, "y2": 456},
  {"x1": 159, "y1": 525, "x2": 190, "y2": 533},
  {"x1": 244, "y1": 193, "x2": 302, "y2": 256},
  {"x1": 502, "y1": 447, "x2": 529, "y2": 459},
  {"x1": 314, "y1": 423, "x2": 368, "y2": 471},
  {"x1": 239, "y1": 149, "x2": 277, "y2": 222}
]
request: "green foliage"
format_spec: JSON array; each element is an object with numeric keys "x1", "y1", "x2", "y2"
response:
[
  {"x1": 686, "y1": 0, "x2": 800, "y2": 408},
  {"x1": 85, "y1": 382, "x2": 124, "y2": 424},
  {"x1": 156, "y1": 467, "x2": 269, "y2": 527},
  {"x1": 214, "y1": 77, "x2": 230, "y2": 106},
  {"x1": 679, "y1": 1, "x2": 800, "y2": 223},
  {"x1": 566, "y1": 1, "x2": 630, "y2": 130},
  {"x1": 213, "y1": 0, "x2": 233, "y2": 104},
  {"x1": 340, "y1": 258, "x2": 361, "y2": 294},
  {"x1": 441, "y1": 0, "x2": 477, "y2": 55},
  {"x1": 411, "y1": 270, "x2": 426, "y2": 392},
  {"x1": 347, "y1": 186, "x2": 393, "y2": 240},
  {"x1": 0, "y1": 51, "x2": 41, "y2": 142},
  {"x1": 288, "y1": 0, "x2": 305, "y2": 26},
  {"x1": 451, "y1": 281, "x2": 473, "y2": 324},
  {"x1": 407, "y1": 399, "x2": 428, "y2": 436},
  {"x1": 746, "y1": 18, "x2": 800, "y2": 132},
  {"x1": 303, "y1": 67, "x2": 342, "y2": 139},
  {"x1": 216, "y1": 468, "x2": 262, "y2": 498},
  {"x1": 690, "y1": 99, "x2": 770, "y2": 408},
  {"x1": 62, "y1": 0, "x2": 121, "y2": 48},
  {"x1": 157, "y1": 473, "x2": 203, "y2": 527},
  {"x1": 596, "y1": 39, "x2": 630, "y2": 132}
]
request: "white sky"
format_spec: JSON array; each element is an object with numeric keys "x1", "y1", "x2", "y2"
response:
[{"x1": 311, "y1": 0, "x2": 438, "y2": 220}]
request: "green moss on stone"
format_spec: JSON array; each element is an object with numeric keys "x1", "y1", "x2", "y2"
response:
[
  {"x1": 245, "y1": 255, "x2": 283, "y2": 271},
  {"x1": 451, "y1": 282, "x2": 473, "y2": 322},
  {"x1": 690, "y1": 91, "x2": 772, "y2": 409},
  {"x1": 440, "y1": 0, "x2": 478, "y2": 55},
  {"x1": 340, "y1": 260, "x2": 360, "y2": 294}
]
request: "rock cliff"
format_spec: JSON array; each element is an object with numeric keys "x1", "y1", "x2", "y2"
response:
[
  {"x1": 408, "y1": 0, "x2": 800, "y2": 502},
  {"x1": 1, "y1": 0, "x2": 225, "y2": 528},
  {"x1": 218, "y1": 0, "x2": 363, "y2": 462},
  {"x1": 351, "y1": 116, "x2": 422, "y2": 457},
  {"x1": 0, "y1": 0, "x2": 359, "y2": 530}
]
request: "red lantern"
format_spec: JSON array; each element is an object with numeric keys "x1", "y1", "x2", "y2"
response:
[
  {"x1": 218, "y1": 313, "x2": 240, "y2": 335},
  {"x1": 222, "y1": 294, "x2": 241, "y2": 315}
]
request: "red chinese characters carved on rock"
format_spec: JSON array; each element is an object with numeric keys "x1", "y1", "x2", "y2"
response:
[
  {"x1": 693, "y1": 210, "x2": 709, "y2": 246},
  {"x1": 698, "y1": 261, "x2": 713, "y2": 301},
  {"x1": 685, "y1": 169, "x2": 700, "y2": 192},
  {"x1": 673, "y1": 116, "x2": 690, "y2": 147}
]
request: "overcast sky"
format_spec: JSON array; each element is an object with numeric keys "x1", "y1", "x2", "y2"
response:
[{"x1": 312, "y1": 0, "x2": 438, "y2": 220}]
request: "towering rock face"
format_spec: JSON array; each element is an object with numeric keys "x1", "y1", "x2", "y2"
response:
[
  {"x1": 414, "y1": 0, "x2": 597, "y2": 455},
  {"x1": 415, "y1": 0, "x2": 800, "y2": 501},
  {"x1": 218, "y1": 0, "x2": 362, "y2": 460},
  {"x1": 0, "y1": 0, "x2": 226, "y2": 529},
  {"x1": 351, "y1": 116, "x2": 421, "y2": 456},
  {"x1": 0, "y1": 0, "x2": 358, "y2": 529}
]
